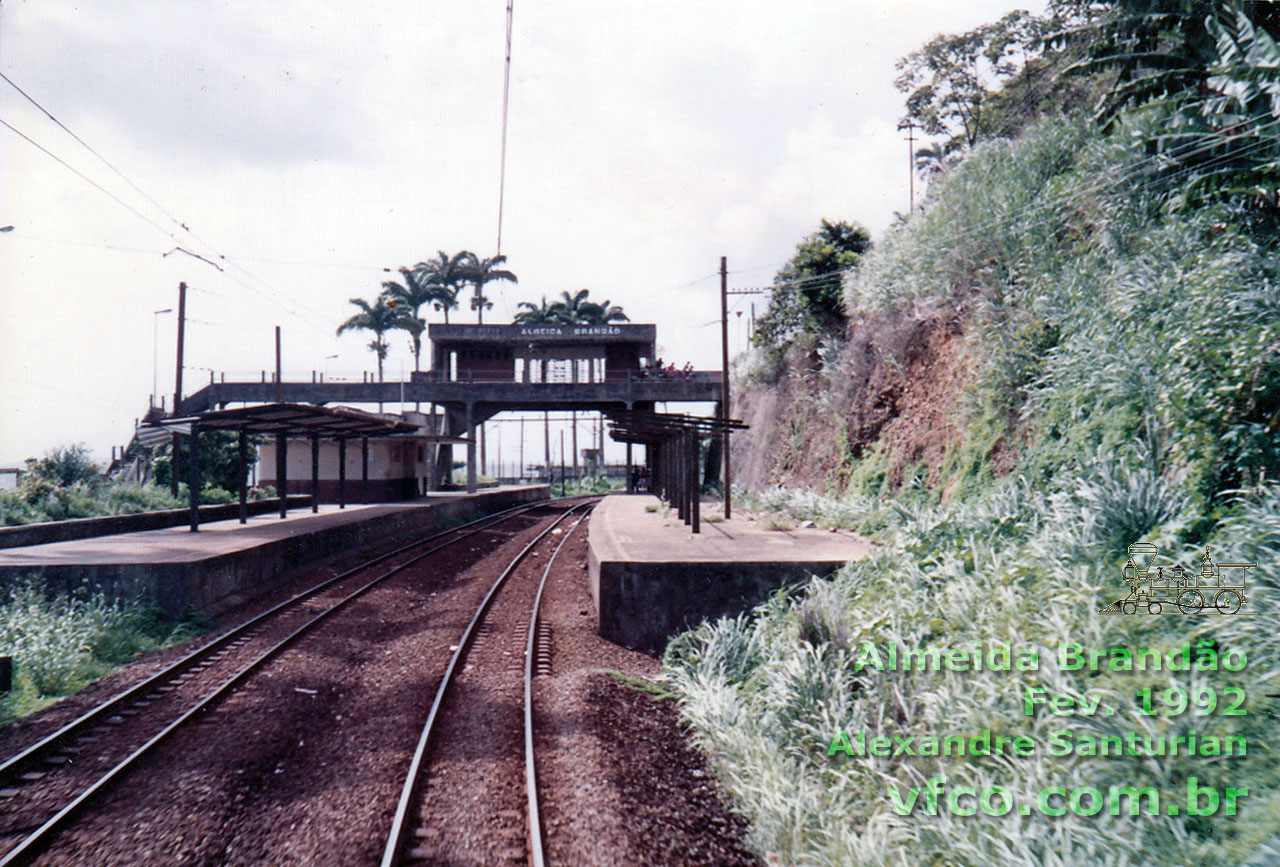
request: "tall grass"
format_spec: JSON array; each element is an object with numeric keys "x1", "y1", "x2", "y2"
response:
[
  {"x1": 665, "y1": 479, "x2": 1280, "y2": 865},
  {"x1": 670, "y1": 110, "x2": 1280, "y2": 865},
  {"x1": 0, "y1": 581, "x2": 212, "y2": 722}
]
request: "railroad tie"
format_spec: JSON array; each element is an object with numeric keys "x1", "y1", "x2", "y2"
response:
[{"x1": 534, "y1": 622, "x2": 553, "y2": 677}]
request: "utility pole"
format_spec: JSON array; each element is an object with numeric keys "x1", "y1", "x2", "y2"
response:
[
  {"x1": 170, "y1": 281, "x2": 188, "y2": 497},
  {"x1": 496, "y1": 0, "x2": 515, "y2": 255},
  {"x1": 275, "y1": 326, "x2": 283, "y2": 403},
  {"x1": 898, "y1": 119, "x2": 916, "y2": 211},
  {"x1": 720, "y1": 256, "x2": 731, "y2": 519},
  {"x1": 520, "y1": 415, "x2": 525, "y2": 480}
]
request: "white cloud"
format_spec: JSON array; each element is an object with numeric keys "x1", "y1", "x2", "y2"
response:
[{"x1": 0, "y1": 0, "x2": 1042, "y2": 464}]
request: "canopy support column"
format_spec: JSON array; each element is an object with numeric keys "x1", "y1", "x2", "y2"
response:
[
  {"x1": 338, "y1": 437, "x2": 347, "y2": 509},
  {"x1": 237, "y1": 428, "x2": 248, "y2": 524},
  {"x1": 188, "y1": 423, "x2": 201, "y2": 532},
  {"x1": 277, "y1": 434, "x2": 288, "y2": 519},
  {"x1": 311, "y1": 434, "x2": 320, "y2": 513},
  {"x1": 361, "y1": 436, "x2": 370, "y2": 503}
]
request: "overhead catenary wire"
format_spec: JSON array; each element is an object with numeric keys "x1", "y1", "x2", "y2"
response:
[
  {"x1": 1, "y1": 71, "x2": 197, "y2": 240},
  {"x1": 0, "y1": 73, "x2": 349, "y2": 342},
  {"x1": 0, "y1": 116, "x2": 180, "y2": 241}
]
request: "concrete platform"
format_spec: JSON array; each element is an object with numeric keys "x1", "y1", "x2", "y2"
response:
[
  {"x1": 0, "y1": 487, "x2": 550, "y2": 615},
  {"x1": 588, "y1": 494, "x2": 872, "y2": 651}
]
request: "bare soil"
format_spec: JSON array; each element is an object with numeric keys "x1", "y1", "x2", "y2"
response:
[
  {"x1": 534, "y1": 517, "x2": 759, "y2": 867},
  {"x1": 732, "y1": 307, "x2": 971, "y2": 495}
]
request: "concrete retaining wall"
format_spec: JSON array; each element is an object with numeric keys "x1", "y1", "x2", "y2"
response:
[
  {"x1": 588, "y1": 554, "x2": 840, "y2": 653},
  {"x1": 0, "y1": 496, "x2": 313, "y2": 550},
  {"x1": 3, "y1": 487, "x2": 550, "y2": 615}
]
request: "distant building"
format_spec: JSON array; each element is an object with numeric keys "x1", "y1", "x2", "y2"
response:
[
  {"x1": 0, "y1": 467, "x2": 22, "y2": 491},
  {"x1": 255, "y1": 411, "x2": 444, "y2": 502}
]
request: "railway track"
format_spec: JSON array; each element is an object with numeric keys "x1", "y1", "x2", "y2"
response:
[
  {"x1": 0, "y1": 498, "x2": 573, "y2": 866},
  {"x1": 381, "y1": 500, "x2": 594, "y2": 867}
]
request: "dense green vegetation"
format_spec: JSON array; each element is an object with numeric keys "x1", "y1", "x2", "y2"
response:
[
  {"x1": 666, "y1": 3, "x2": 1280, "y2": 864},
  {"x1": 0, "y1": 582, "x2": 212, "y2": 723},
  {"x1": 0, "y1": 444, "x2": 183, "y2": 526},
  {"x1": 0, "y1": 441, "x2": 263, "y2": 526}
]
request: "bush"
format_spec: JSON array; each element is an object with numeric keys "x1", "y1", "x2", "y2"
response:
[
  {"x1": 0, "y1": 583, "x2": 123, "y2": 695},
  {"x1": 0, "y1": 581, "x2": 213, "y2": 722},
  {"x1": 681, "y1": 108, "x2": 1280, "y2": 864},
  {"x1": 665, "y1": 484, "x2": 1279, "y2": 865}
]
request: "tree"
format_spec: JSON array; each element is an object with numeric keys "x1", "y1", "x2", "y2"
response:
[
  {"x1": 551, "y1": 289, "x2": 591, "y2": 323},
  {"x1": 577, "y1": 296, "x2": 630, "y2": 324},
  {"x1": 1057, "y1": 1, "x2": 1280, "y2": 207},
  {"x1": 336, "y1": 295, "x2": 409, "y2": 382},
  {"x1": 515, "y1": 289, "x2": 629, "y2": 325},
  {"x1": 24, "y1": 444, "x2": 99, "y2": 487},
  {"x1": 154, "y1": 431, "x2": 261, "y2": 495},
  {"x1": 914, "y1": 141, "x2": 954, "y2": 182},
  {"x1": 895, "y1": 10, "x2": 1044, "y2": 151},
  {"x1": 462, "y1": 253, "x2": 518, "y2": 324},
  {"x1": 514, "y1": 297, "x2": 561, "y2": 324},
  {"x1": 381, "y1": 268, "x2": 438, "y2": 372},
  {"x1": 754, "y1": 219, "x2": 873, "y2": 346},
  {"x1": 410, "y1": 251, "x2": 467, "y2": 324}
]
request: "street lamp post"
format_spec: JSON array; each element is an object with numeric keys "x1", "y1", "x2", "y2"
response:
[
  {"x1": 323, "y1": 354, "x2": 338, "y2": 382},
  {"x1": 153, "y1": 308, "x2": 173, "y2": 409}
]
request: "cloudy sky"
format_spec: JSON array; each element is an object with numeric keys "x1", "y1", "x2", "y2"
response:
[{"x1": 0, "y1": 0, "x2": 1037, "y2": 469}]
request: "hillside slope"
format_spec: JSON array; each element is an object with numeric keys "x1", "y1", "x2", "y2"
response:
[{"x1": 674, "y1": 113, "x2": 1280, "y2": 866}]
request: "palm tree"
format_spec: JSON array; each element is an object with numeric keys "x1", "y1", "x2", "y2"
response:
[
  {"x1": 410, "y1": 251, "x2": 467, "y2": 324},
  {"x1": 578, "y1": 297, "x2": 629, "y2": 324},
  {"x1": 551, "y1": 289, "x2": 591, "y2": 323},
  {"x1": 336, "y1": 295, "x2": 407, "y2": 382},
  {"x1": 514, "y1": 297, "x2": 561, "y2": 324},
  {"x1": 462, "y1": 253, "x2": 518, "y2": 324},
  {"x1": 546, "y1": 289, "x2": 629, "y2": 324},
  {"x1": 381, "y1": 268, "x2": 437, "y2": 372},
  {"x1": 914, "y1": 141, "x2": 952, "y2": 182}
]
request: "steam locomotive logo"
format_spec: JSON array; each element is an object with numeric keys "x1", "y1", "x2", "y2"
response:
[{"x1": 1099, "y1": 543, "x2": 1255, "y2": 615}]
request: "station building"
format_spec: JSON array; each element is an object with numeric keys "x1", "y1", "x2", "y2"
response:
[{"x1": 185, "y1": 321, "x2": 718, "y2": 500}]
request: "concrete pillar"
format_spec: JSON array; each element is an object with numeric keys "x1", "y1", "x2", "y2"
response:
[
  {"x1": 188, "y1": 423, "x2": 201, "y2": 532},
  {"x1": 465, "y1": 402, "x2": 477, "y2": 494},
  {"x1": 338, "y1": 437, "x2": 347, "y2": 509},
  {"x1": 311, "y1": 434, "x2": 320, "y2": 513},
  {"x1": 238, "y1": 428, "x2": 248, "y2": 524},
  {"x1": 277, "y1": 434, "x2": 288, "y2": 519}
]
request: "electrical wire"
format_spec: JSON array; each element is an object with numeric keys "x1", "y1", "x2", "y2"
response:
[
  {"x1": 1, "y1": 73, "x2": 351, "y2": 341},
  {"x1": 1, "y1": 71, "x2": 195, "y2": 239},
  {"x1": 0, "y1": 116, "x2": 179, "y2": 241}
]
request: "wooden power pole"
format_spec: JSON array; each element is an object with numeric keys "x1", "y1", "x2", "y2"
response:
[
  {"x1": 720, "y1": 256, "x2": 731, "y2": 519},
  {"x1": 170, "y1": 281, "x2": 188, "y2": 497}
]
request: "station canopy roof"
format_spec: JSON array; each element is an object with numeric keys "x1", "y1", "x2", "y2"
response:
[
  {"x1": 141, "y1": 403, "x2": 425, "y2": 440},
  {"x1": 607, "y1": 409, "x2": 748, "y2": 444}
]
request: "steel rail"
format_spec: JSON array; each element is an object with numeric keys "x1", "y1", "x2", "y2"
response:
[
  {"x1": 380, "y1": 499, "x2": 598, "y2": 867},
  {"x1": 0, "y1": 499, "x2": 565, "y2": 867},
  {"x1": 523, "y1": 509, "x2": 590, "y2": 867},
  {"x1": 0, "y1": 498, "x2": 547, "y2": 788}
]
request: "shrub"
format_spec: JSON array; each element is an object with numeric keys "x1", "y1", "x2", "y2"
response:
[
  {"x1": 0, "y1": 581, "x2": 214, "y2": 722},
  {"x1": 0, "y1": 583, "x2": 123, "y2": 695}
]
